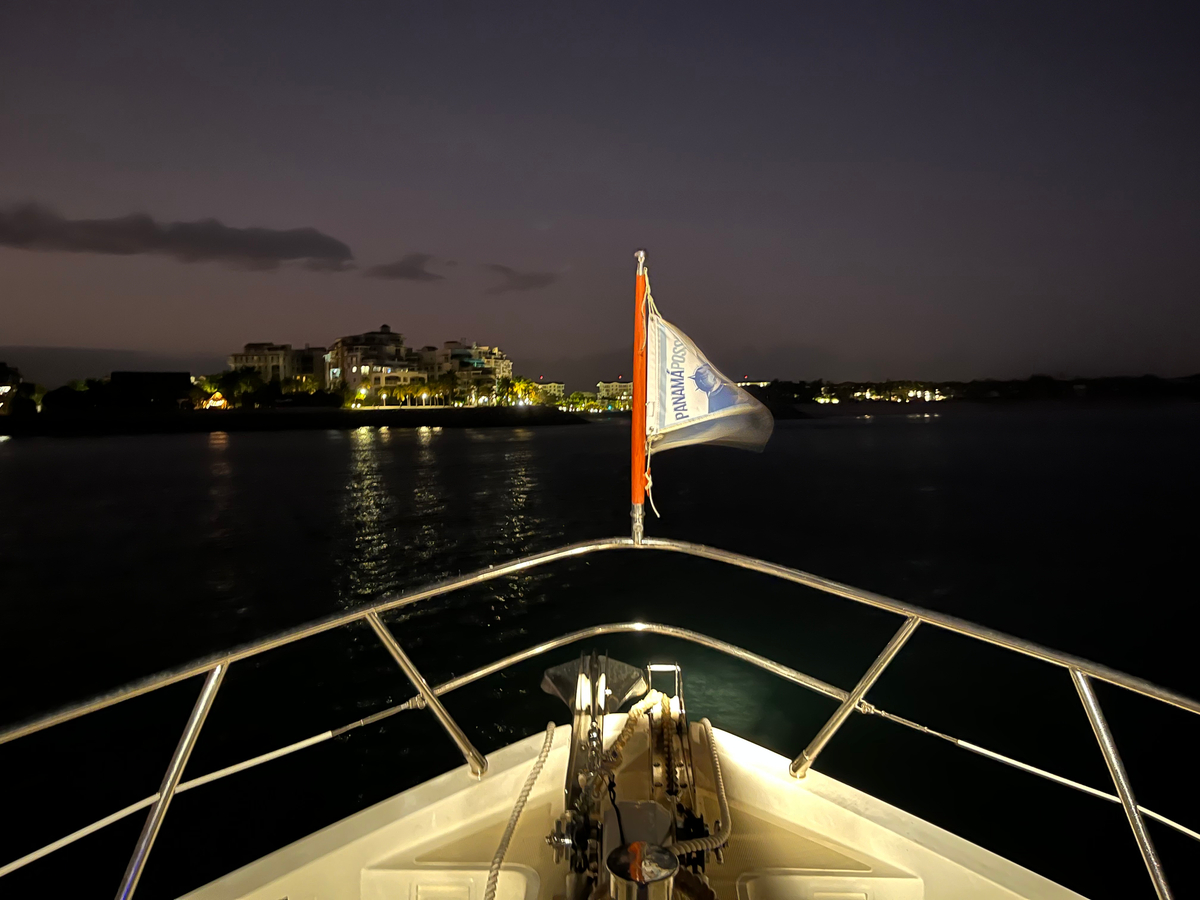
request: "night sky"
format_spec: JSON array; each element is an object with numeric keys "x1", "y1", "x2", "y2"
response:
[{"x1": 2, "y1": 2, "x2": 1197, "y2": 386}]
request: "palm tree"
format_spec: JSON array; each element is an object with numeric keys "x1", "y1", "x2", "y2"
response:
[
  {"x1": 566, "y1": 391, "x2": 598, "y2": 411},
  {"x1": 495, "y1": 376, "x2": 514, "y2": 406},
  {"x1": 397, "y1": 382, "x2": 420, "y2": 407},
  {"x1": 509, "y1": 376, "x2": 541, "y2": 405}
]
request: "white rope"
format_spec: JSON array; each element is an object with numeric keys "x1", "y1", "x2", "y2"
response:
[
  {"x1": 483, "y1": 722, "x2": 557, "y2": 900},
  {"x1": 607, "y1": 690, "x2": 665, "y2": 767},
  {"x1": 644, "y1": 464, "x2": 660, "y2": 519},
  {"x1": 641, "y1": 270, "x2": 655, "y2": 349},
  {"x1": 665, "y1": 719, "x2": 731, "y2": 857},
  {"x1": 644, "y1": 273, "x2": 661, "y2": 320}
]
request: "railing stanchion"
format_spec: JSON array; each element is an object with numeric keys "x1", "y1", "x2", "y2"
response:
[
  {"x1": 366, "y1": 611, "x2": 488, "y2": 777},
  {"x1": 1071, "y1": 668, "x2": 1172, "y2": 900},
  {"x1": 114, "y1": 663, "x2": 226, "y2": 900},
  {"x1": 791, "y1": 617, "x2": 919, "y2": 778}
]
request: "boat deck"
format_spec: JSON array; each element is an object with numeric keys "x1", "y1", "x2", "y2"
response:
[{"x1": 183, "y1": 717, "x2": 1085, "y2": 900}]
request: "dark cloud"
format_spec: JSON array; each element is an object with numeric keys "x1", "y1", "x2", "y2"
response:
[
  {"x1": 0, "y1": 203, "x2": 354, "y2": 271},
  {"x1": 363, "y1": 252, "x2": 443, "y2": 281},
  {"x1": 483, "y1": 263, "x2": 558, "y2": 294},
  {"x1": 302, "y1": 257, "x2": 356, "y2": 273}
]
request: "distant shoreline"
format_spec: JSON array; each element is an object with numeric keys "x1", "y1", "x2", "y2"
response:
[
  {"x1": 793, "y1": 397, "x2": 1200, "y2": 418},
  {"x1": 4, "y1": 396, "x2": 1197, "y2": 439},
  {"x1": 0, "y1": 406, "x2": 588, "y2": 437}
]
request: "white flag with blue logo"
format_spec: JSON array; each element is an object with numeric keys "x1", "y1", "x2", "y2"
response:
[{"x1": 645, "y1": 308, "x2": 773, "y2": 455}]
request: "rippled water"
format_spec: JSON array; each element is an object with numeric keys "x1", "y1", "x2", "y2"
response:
[{"x1": 1, "y1": 409, "x2": 1198, "y2": 898}]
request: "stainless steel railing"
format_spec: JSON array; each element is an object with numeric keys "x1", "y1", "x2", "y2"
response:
[{"x1": 1, "y1": 536, "x2": 1195, "y2": 899}]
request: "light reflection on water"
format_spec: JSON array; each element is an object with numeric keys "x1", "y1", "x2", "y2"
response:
[
  {"x1": 325, "y1": 425, "x2": 566, "y2": 717},
  {"x1": 476, "y1": 430, "x2": 548, "y2": 646},
  {"x1": 205, "y1": 431, "x2": 236, "y2": 599},
  {"x1": 340, "y1": 426, "x2": 400, "y2": 605},
  {"x1": 331, "y1": 426, "x2": 560, "y2": 632},
  {"x1": 409, "y1": 425, "x2": 452, "y2": 573}
]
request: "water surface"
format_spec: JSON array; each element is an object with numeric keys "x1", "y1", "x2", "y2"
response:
[{"x1": 1, "y1": 407, "x2": 1197, "y2": 898}]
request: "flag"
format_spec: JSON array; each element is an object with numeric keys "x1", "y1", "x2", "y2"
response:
[{"x1": 644, "y1": 300, "x2": 774, "y2": 455}]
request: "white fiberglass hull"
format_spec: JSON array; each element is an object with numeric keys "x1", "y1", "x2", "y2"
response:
[{"x1": 182, "y1": 718, "x2": 1084, "y2": 900}]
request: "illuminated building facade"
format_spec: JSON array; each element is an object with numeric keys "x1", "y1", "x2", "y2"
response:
[
  {"x1": 230, "y1": 343, "x2": 294, "y2": 382},
  {"x1": 229, "y1": 343, "x2": 328, "y2": 388},
  {"x1": 325, "y1": 325, "x2": 423, "y2": 393},
  {"x1": 597, "y1": 380, "x2": 633, "y2": 404},
  {"x1": 420, "y1": 341, "x2": 512, "y2": 381},
  {"x1": 229, "y1": 327, "x2": 514, "y2": 405}
]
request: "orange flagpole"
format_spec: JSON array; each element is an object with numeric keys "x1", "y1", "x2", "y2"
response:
[{"x1": 631, "y1": 249, "x2": 648, "y2": 543}]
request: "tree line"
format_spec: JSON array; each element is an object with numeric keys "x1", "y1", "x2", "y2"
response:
[{"x1": 35, "y1": 369, "x2": 570, "y2": 414}]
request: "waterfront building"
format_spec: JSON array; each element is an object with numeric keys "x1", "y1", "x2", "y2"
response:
[
  {"x1": 327, "y1": 325, "x2": 420, "y2": 385},
  {"x1": 228, "y1": 328, "x2": 512, "y2": 406},
  {"x1": 418, "y1": 341, "x2": 513, "y2": 400},
  {"x1": 537, "y1": 381, "x2": 565, "y2": 402},
  {"x1": 326, "y1": 325, "x2": 427, "y2": 405},
  {"x1": 228, "y1": 343, "x2": 329, "y2": 389},
  {"x1": 597, "y1": 379, "x2": 633, "y2": 406},
  {"x1": 291, "y1": 345, "x2": 328, "y2": 388},
  {"x1": 474, "y1": 345, "x2": 513, "y2": 381},
  {"x1": 230, "y1": 343, "x2": 294, "y2": 382},
  {"x1": 368, "y1": 365, "x2": 428, "y2": 406}
]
